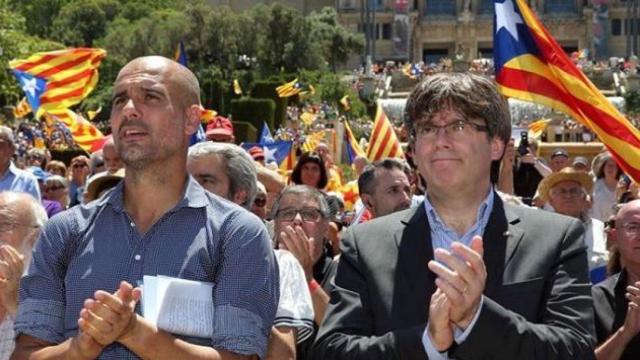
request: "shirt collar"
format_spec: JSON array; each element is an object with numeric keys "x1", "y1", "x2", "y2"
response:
[
  {"x1": 423, "y1": 187, "x2": 495, "y2": 232},
  {"x1": 1, "y1": 162, "x2": 18, "y2": 178},
  {"x1": 105, "y1": 174, "x2": 209, "y2": 212}
]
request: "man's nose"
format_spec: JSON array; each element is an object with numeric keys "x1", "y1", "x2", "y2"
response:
[{"x1": 121, "y1": 99, "x2": 140, "y2": 118}]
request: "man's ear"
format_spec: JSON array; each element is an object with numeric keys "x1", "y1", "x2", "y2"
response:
[
  {"x1": 233, "y1": 189, "x2": 249, "y2": 207},
  {"x1": 184, "y1": 105, "x2": 202, "y2": 136},
  {"x1": 491, "y1": 137, "x2": 506, "y2": 161},
  {"x1": 361, "y1": 193, "x2": 374, "y2": 211}
]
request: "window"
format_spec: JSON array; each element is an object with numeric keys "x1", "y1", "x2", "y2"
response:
[
  {"x1": 544, "y1": 0, "x2": 577, "y2": 13},
  {"x1": 424, "y1": 0, "x2": 456, "y2": 16},
  {"x1": 423, "y1": 48, "x2": 449, "y2": 64},
  {"x1": 612, "y1": 19, "x2": 622, "y2": 36},
  {"x1": 479, "y1": 0, "x2": 494, "y2": 14},
  {"x1": 382, "y1": 23, "x2": 392, "y2": 39}
]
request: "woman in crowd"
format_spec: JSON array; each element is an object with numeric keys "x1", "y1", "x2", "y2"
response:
[
  {"x1": 44, "y1": 160, "x2": 67, "y2": 178},
  {"x1": 43, "y1": 175, "x2": 70, "y2": 210},
  {"x1": 592, "y1": 153, "x2": 622, "y2": 222},
  {"x1": 290, "y1": 152, "x2": 328, "y2": 190}
]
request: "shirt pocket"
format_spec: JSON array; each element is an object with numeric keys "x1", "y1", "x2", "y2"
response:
[{"x1": 494, "y1": 277, "x2": 545, "y2": 322}]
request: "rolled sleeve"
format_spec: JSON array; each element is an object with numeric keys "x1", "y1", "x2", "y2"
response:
[
  {"x1": 212, "y1": 211, "x2": 279, "y2": 358},
  {"x1": 14, "y1": 298, "x2": 66, "y2": 344}
]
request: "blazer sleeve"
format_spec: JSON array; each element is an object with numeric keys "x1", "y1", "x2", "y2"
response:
[
  {"x1": 312, "y1": 227, "x2": 428, "y2": 360},
  {"x1": 450, "y1": 218, "x2": 597, "y2": 360}
]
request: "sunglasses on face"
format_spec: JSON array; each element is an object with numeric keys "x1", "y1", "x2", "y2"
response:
[
  {"x1": 254, "y1": 197, "x2": 267, "y2": 208},
  {"x1": 45, "y1": 185, "x2": 65, "y2": 192},
  {"x1": 72, "y1": 163, "x2": 88, "y2": 169}
]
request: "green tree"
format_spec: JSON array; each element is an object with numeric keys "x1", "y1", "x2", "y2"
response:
[
  {"x1": 10, "y1": 0, "x2": 71, "y2": 39},
  {"x1": 51, "y1": 0, "x2": 109, "y2": 46},
  {"x1": 308, "y1": 7, "x2": 364, "y2": 72}
]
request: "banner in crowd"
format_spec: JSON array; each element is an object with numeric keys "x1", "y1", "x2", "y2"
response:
[
  {"x1": 366, "y1": 103, "x2": 404, "y2": 162},
  {"x1": 493, "y1": 0, "x2": 640, "y2": 182},
  {"x1": 10, "y1": 48, "x2": 106, "y2": 119},
  {"x1": 46, "y1": 109, "x2": 105, "y2": 152}
]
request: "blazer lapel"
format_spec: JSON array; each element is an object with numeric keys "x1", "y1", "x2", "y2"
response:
[
  {"x1": 392, "y1": 205, "x2": 436, "y2": 322},
  {"x1": 482, "y1": 194, "x2": 525, "y2": 297}
]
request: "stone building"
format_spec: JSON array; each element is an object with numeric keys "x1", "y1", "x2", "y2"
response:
[{"x1": 336, "y1": 0, "x2": 637, "y2": 65}]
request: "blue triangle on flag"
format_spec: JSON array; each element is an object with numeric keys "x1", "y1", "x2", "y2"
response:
[
  {"x1": 260, "y1": 122, "x2": 275, "y2": 144},
  {"x1": 242, "y1": 141, "x2": 292, "y2": 165},
  {"x1": 12, "y1": 70, "x2": 46, "y2": 112}
]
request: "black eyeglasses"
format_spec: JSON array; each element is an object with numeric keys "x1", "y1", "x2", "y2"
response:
[
  {"x1": 72, "y1": 163, "x2": 88, "y2": 169},
  {"x1": 254, "y1": 197, "x2": 266, "y2": 208},
  {"x1": 276, "y1": 207, "x2": 324, "y2": 222},
  {"x1": 413, "y1": 120, "x2": 488, "y2": 140}
]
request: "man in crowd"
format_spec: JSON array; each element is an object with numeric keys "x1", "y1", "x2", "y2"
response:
[
  {"x1": 0, "y1": 192, "x2": 47, "y2": 358},
  {"x1": 358, "y1": 158, "x2": 412, "y2": 219},
  {"x1": 13, "y1": 56, "x2": 279, "y2": 359},
  {"x1": 205, "y1": 116, "x2": 235, "y2": 143},
  {"x1": 187, "y1": 142, "x2": 257, "y2": 209},
  {"x1": 67, "y1": 155, "x2": 90, "y2": 207},
  {"x1": 538, "y1": 166, "x2": 608, "y2": 283},
  {"x1": 593, "y1": 199, "x2": 640, "y2": 359},
  {"x1": 572, "y1": 156, "x2": 590, "y2": 172},
  {"x1": 272, "y1": 185, "x2": 337, "y2": 360},
  {"x1": 101, "y1": 137, "x2": 123, "y2": 174},
  {"x1": 549, "y1": 147, "x2": 571, "y2": 172},
  {"x1": 0, "y1": 126, "x2": 40, "y2": 200},
  {"x1": 314, "y1": 72, "x2": 595, "y2": 359}
]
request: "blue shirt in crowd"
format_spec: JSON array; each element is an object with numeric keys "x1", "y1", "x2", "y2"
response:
[
  {"x1": 0, "y1": 162, "x2": 41, "y2": 200},
  {"x1": 16, "y1": 176, "x2": 279, "y2": 359}
]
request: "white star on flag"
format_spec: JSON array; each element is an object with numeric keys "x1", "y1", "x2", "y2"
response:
[
  {"x1": 21, "y1": 77, "x2": 40, "y2": 98},
  {"x1": 263, "y1": 146, "x2": 278, "y2": 163},
  {"x1": 495, "y1": 0, "x2": 523, "y2": 41}
]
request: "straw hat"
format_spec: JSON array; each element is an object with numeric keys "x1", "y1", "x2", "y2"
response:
[
  {"x1": 85, "y1": 168, "x2": 125, "y2": 202},
  {"x1": 538, "y1": 167, "x2": 594, "y2": 202}
]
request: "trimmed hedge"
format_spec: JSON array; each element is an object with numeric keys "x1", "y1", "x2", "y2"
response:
[
  {"x1": 232, "y1": 120, "x2": 258, "y2": 144},
  {"x1": 230, "y1": 98, "x2": 276, "y2": 137},
  {"x1": 251, "y1": 80, "x2": 287, "y2": 130}
]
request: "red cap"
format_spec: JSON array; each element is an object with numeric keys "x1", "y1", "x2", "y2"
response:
[
  {"x1": 205, "y1": 116, "x2": 234, "y2": 138},
  {"x1": 249, "y1": 146, "x2": 265, "y2": 161}
]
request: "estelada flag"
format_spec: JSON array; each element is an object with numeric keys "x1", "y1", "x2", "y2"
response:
[
  {"x1": 10, "y1": 48, "x2": 106, "y2": 119},
  {"x1": 494, "y1": 0, "x2": 640, "y2": 181},
  {"x1": 366, "y1": 103, "x2": 404, "y2": 162}
]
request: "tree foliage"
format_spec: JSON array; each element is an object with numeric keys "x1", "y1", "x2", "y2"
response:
[{"x1": 1, "y1": 0, "x2": 365, "y2": 120}]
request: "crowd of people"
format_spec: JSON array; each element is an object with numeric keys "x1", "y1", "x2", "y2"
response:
[{"x1": 0, "y1": 56, "x2": 639, "y2": 360}]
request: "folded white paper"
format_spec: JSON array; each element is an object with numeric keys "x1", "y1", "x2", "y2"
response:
[{"x1": 142, "y1": 275, "x2": 215, "y2": 338}]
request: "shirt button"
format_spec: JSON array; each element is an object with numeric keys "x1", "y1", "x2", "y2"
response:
[
  {"x1": 134, "y1": 254, "x2": 141, "y2": 261},
  {"x1": 130, "y1": 222, "x2": 135, "y2": 227}
]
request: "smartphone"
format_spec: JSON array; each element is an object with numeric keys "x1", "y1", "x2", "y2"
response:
[{"x1": 518, "y1": 131, "x2": 529, "y2": 156}]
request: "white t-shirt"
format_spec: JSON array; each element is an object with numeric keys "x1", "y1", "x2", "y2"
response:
[
  {"x1": 590, "y1": 179, "x2": 617, "y2": 222},
  {"x1": 274, "y1": 250, "x2": 314, "y2": 343}
]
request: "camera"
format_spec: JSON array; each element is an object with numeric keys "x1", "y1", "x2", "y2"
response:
[{"x1": 518, "y1": 131, "x2": 529, "y2": 156}]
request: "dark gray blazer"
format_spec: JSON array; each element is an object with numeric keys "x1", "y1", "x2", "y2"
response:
[{"x1": 313, "y1": 193, "x2": 596, "y2": 359}]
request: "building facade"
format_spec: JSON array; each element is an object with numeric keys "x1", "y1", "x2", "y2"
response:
[{"x1": 336, "y1": 0, "x2": 639, "y2": 64}]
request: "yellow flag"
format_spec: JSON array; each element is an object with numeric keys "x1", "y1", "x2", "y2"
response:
[
  {"x1": 12, "y1": 98, "x2": 32, "y2": 118},
  {"x1": 87, "y1": 106, "x2": 102, "y2": 121},
  {"x1": 300, "y1": 112, "x2": 316, "y2": 126},
  {"x1": 233, "y1": 79, "x2": 243, "y2": 95}
]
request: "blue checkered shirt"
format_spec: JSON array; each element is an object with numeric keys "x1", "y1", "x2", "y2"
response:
[{"x1": 15, "y1": 176, "x2": 279, "y2": 359}]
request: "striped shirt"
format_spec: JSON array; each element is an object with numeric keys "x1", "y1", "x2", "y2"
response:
[{"x1": 15, "y1": 176, "x2": 279, "y2": 359}]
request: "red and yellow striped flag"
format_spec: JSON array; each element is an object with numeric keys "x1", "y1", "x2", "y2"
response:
[
  {"x1": 494, "y1": 0, "x2": 640, "y2": 181},
  {"x1": 47, "y1": 108, "x2": 105, "y2": 153},
  {"x1": 366, "y1": 103, "x2": 404, "y2": 162},
  {"x1": 9, "y1": 48, "x2": 106, "y2": 119}
]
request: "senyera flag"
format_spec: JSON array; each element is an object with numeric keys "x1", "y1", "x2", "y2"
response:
[
  {"x1": 366, "y1": 102, "x2": 404, "y2": 162},
  {"x1": 493, "y1": 0, "x2": 640, "y2": 182}
]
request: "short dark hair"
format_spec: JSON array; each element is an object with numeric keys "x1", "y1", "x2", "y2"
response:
[
  {"x1": 404, "y1": 72, "x2": 511, "y2": 146},
  {"x1": 290, "y1": 152, "x2": 328, "y2": 189},
  {"x1": 358, "y1": 158, "x2": 408, "y2": 196}
]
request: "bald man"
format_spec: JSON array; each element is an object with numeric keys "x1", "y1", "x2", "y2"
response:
[
  {"x1": 0, "y1": 192, "x2": 47, "y2": 358},
  {"x1": 101, "y1": 138, "x2": 123, "y2": 174},
  {"x1": 14, "y1": 57, "x2": 279, "y2": 360}
]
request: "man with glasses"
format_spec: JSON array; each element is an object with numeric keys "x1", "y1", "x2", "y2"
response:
[
  {"x1": 539, "y1": 166, "x2": 609, "y2": 283},
  {"x1": 593, "y1": 199, "x2": 640, "y2": 359},
  {"x1": 0, "y1": 126, "x2": 40, "y2": 201},
  {"x1": 315, "y1": 72, "x2": 595, "y2": 359},
  {"x1": 68, "y1": 155, "x2": 90, "y2": 207},
  {"x1": 272, "y1": 185, "x2": 337, "y2": 360}
]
